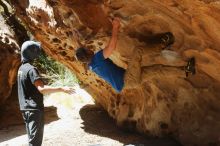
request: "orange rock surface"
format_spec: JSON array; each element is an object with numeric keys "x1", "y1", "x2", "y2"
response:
[{"x1": 6, "y1": 0, "x2": 220, "y2": 145}]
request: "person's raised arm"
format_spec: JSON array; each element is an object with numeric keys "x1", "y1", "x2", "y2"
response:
[
  {"x1": 34, "y1": 79, "x2": 75, "y2": 95},
  {"x1": 103, "y1": 17, "x2": 121, "y2": 59}
]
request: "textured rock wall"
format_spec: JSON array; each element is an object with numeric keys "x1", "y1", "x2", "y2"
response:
[
  {"x1": 0, "y1": 0, "x2": 28, "y2": 105},
  {"x1": 10, "y1": 0, "x2": 220, "y2": 145}
]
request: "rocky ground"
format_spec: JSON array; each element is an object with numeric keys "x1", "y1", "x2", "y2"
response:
[{"x1": 0, "y1": 87, "x2": 181, "y2": 146}]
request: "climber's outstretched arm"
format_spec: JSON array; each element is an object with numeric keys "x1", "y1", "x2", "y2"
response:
[{"x1": 103, "y1": 17, "x2": 121, "y2": 59}]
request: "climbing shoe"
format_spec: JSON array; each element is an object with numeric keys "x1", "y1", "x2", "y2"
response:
[
  {"x1": 185, "y1": 57, "x2": 196, "y2": 77},
  {"x1": 160, "y1": 32, "x2": 175, "y2": 49}
]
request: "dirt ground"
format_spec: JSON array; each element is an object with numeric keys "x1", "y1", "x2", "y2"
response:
[{"x1": 0, "y1": 87, "x2": 182, "y2": 146}]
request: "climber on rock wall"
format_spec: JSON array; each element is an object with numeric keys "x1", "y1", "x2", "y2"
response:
[
  {"x1": 75, "y1": 17, "x2": 176, "y2": 93},
  {"x1": 17, "y1": 41, "x2": 75, "y2": 146},
  {"x1": 75, "y1": 17, "x2": 126, "y2": 93}
]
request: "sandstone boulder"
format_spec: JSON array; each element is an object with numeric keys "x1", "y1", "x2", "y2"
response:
[{"x1": 9, "y1": 0, "x2": 220, "y2": 145}]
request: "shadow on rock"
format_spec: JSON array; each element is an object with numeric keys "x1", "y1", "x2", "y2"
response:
[{"x1": 79, "y1": 104, "x2": 182, "y2": 146}]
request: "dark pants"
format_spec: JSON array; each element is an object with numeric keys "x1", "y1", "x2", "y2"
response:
[{"x1": 22, "y1": 110, "x2": 44, "y2": 146}]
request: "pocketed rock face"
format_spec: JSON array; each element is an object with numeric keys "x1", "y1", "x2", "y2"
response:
[
  {"x1": 11, "y1": 0, "x2": 220, "y2": 145},
  {"x1": 0, "y1": 0, "x2": 28, "y2": 105}
]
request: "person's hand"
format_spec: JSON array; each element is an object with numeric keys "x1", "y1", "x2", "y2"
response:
[
  {"x1": 112, "y1": 17, "x2": 121, "y2": 30},
  {"x1": 61, "y1": 87, "x2": 75, "y2": 95}
]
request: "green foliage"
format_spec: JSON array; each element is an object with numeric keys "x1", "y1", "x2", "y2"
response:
[
  {"x1": 50, "y1": 68, "x2": 79, "y2": 87},
  {"x1": 33, "y1": 51, "x2": 79, "y2": 87}
]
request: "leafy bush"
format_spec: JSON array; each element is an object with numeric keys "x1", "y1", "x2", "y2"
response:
[{"x1": 33, "y1": 51, "x2": 79, "y2": 87}]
